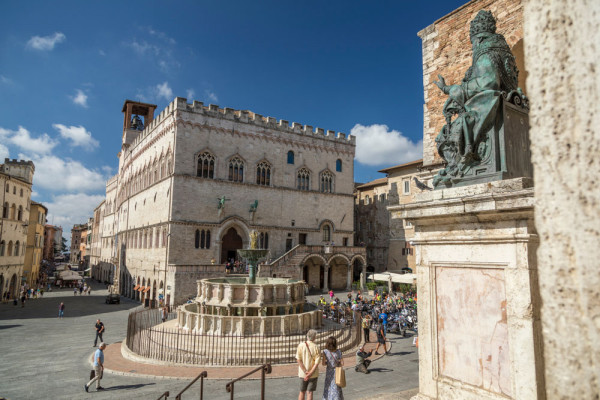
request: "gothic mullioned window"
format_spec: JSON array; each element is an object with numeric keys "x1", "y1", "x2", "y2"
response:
[
  {"x1": 256, "y1": 161, "x2": 271, "y2": 186},
  {"x1": 320, "y1": 171, "x2": 334, "y2": 193},
  {"x1": 195, "y1": 229, "x2": 211, "y2": 249},
  {"x1": 197, "y1": 152, "x2": 215, "y2": 179},
  {"x1": 297, "y1": 168, "x2": 310, "y2": 191},
  {"x1": 228, "y1": 157, "x2": 244, "y2": 182}
]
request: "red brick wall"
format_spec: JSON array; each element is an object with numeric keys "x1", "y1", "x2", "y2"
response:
[{"x1": 418, "y1": 0, "x2": 524, "y2": 167}]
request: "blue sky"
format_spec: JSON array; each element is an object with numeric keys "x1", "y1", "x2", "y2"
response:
[{"x1": 0, "y1": 0, "x2": 466, "y2": 234}]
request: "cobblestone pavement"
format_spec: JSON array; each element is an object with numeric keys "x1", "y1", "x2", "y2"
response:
[{"x1": 0, "y1": 282, "x2": 418, "y2": 399}]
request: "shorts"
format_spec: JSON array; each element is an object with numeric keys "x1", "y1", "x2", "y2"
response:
[{"x1": 299, "y1": 377, "x2": 318, "y2": 392}]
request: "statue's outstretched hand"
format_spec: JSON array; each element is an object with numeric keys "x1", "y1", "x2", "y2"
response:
[{"x1": 434, "y1": 74, "x2": 447, "y2": 93}]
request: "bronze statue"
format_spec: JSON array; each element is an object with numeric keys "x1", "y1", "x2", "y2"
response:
[{"x1": 432, "y1": 10, "x2": 529, "y2": 188}]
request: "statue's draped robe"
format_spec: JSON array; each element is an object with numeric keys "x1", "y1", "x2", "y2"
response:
[{"x1": 435, "y1": 33, "x2": 517, "y2": 184}]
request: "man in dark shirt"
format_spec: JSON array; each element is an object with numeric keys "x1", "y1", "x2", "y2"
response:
[{"x1": 94, "y1": 319, "x2": 105, "y2": 347}]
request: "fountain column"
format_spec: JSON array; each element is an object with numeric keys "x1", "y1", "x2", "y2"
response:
[{"x1": 323, "y1": 264, "x2": 330, "y2": 291}]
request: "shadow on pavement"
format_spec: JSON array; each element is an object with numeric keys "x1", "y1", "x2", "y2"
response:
[
  {"x1": 105, "y1": 383, "x2": 156, "y2": 391},
  {"x1": 0, "y1": 282, "x2": 139, "y2": 320},
  {"x1": 0, "y1": 324, "x2": 23, "y2": 329},
  {"x1": 369, "y1": 367, "x2": 394, "y2": 373}
]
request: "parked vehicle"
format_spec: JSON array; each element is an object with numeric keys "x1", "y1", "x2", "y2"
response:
[{"x1": 105, "y1": 293, "x2": 120, "y2": 304}]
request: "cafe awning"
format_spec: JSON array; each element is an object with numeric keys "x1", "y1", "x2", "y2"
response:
[
  {"x1": 133, "y1": 285, "x2": 140, "y2": 291},
  {"x1": 143, "y1": 286, "x2": 151, "y2": 293}
]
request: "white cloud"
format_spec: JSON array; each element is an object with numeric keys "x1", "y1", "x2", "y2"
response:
[
  {"x1": 99, "y1": 49, "x2": 106, "y2": 56},
  {"x1": 26, "y1": 32, "x2": 66, "y2": 51},
  {"x1": 23, "y1": 154, "x2": 108, "y2": 192},
  {"x1": 205, "y1": 89, "x2": 218, "y2": 103},
  {"x1": 44, "y1": 193, "x2": 105, "y2": 233},
  {"x1": 351, "y1": 124, "x2": 423, "y2": 166},
  {"x1": 70, "y1": 89, "x2": 88, "y2": 108},
  {"x1": 1, "y1": 75, "x2": 13, "y2": 85},
  {"x1": 156, "y1": 82, "x2": 173, "y2": 101},
  {"x1": 0, "y1": 143, "x2": 9, "y2": 160},
  {"x1": 0, "y1": 126, "x2": 57, "y2": 155},
  {"x1": 130, "y1": 40, "x2": 159, "y2": 56},
  {"x1": 52, "y1": 124, "x2": 99, "y2": 151},
  {"x1": 186, "y1": 89, "x2": 195, "y2": 100},
  {"x1": 147, "y1": 27, "x2": 176, "y2": 45}
]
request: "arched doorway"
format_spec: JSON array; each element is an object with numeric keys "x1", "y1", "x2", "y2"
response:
[
  {"x1": 220, "y1": 227, "x2": 243, "y2": 263},
  {"x1": 8, "y1": 274, "x2": 17, "y2": 299},
  {"x1": 301, "y1": 255, "x2": 327, "y2": 290}
]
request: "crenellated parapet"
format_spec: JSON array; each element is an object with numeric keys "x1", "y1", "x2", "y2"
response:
[
  {"x1": 174, "y1": 97, "x2": 356, "y2": 145},
  {"x1": 131, "y1": 97, "x2": 355, "y2": 147}
]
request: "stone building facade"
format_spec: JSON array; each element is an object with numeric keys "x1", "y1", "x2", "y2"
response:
[
  {"x1": 43, "y1": 225, "x2": 62, "y2": 262},
  {"x1": 354, "y1": 178, "x2": 389, "y2": 273},
  {"x1": 418, "y1": 0, "x2": 525, "y2": 167},
  {"x1": 23, "y1": 201, "x2": 47, "y2": 287},
  {"x1": 91, "y1": 98, "x2": 365, "y2": 306},
  {"x1": 70, "y1": 224, "x2": 86, "y2": 265},
  {"x1": 0, "y1": 159, "x2": 35, "y2": 300}
]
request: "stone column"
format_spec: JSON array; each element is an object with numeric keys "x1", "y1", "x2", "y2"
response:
[
  {"x1": 346, "y1": 264, "x2": 352, "y2": 290},
  {"x1": 525, "y1": 1, "x2": 600, "y2": 397},
  {"x1": 323, "y1": 264, "x2": 330, "y2": 292}
]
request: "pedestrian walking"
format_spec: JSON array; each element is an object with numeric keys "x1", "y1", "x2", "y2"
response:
[
  {"x1": 79, "y1": 286, "x2": 83, "y2": 295},
  {"x1": 374, "y1": 318, "x2": 389, "y2": 355},
  {"x1": 94, "y1": 319, "x2": 105, "y2": 347},
  {"x1": 73, "y1": 287, "x2": 78, "y2": 296},
  {"x1": 296, "y1": 329, "x2": 321, "y2": 400},
  {"x1": 20, "y1": 292, "x2": 26, "y2": 307},
  {"x1": 85, "y1": 342, "x2": 106, "y2": 392},
  {"x1": 58, "y1": 302, "x2": 65, "y2": 319},
  {"x1": 321, "y1": 336, "x2": 344, "y2": 400}
]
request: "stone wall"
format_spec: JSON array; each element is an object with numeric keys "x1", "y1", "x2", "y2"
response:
[
  {"x1": 524, "y1": 0, "x2": 600, "y2": 397},
  {"x1": 418, "y1": 0, "x2": 524, "y2": 167}
]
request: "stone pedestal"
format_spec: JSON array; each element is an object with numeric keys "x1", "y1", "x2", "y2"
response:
[{"x1": 389, "y1": 178, "x2": 545, "y2": 400}]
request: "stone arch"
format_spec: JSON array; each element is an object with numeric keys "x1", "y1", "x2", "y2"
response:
[
  {"x1": 8, "y1": 274, "x2": 17, "y2": 299},
  {"x1": 301, "y1": 254, "x2": 328, "y2": 290},
  {"x1": 328, "y1": 253, "x2": 351, "y2": 265},
  {"x1": 317, "y1": 219, "x2": 336, "y2": 231}
]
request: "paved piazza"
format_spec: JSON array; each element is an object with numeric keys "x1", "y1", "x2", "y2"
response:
[{"x1": 0, "y1": 281, "x2": 418, "y2": 399}]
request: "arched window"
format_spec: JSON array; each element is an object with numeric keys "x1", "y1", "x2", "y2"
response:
[
  {"x1": 320, "y1": 171, "x2": 334, "y2": 193},
  {"x1": 197, "y1": 152, "x2": 215, "y2": 178},
  {"x1": 14, "y1": 241, "x2": 20, "y2": 256},
  {"x1": 200, "y1": 230, "x2": 206, "y2": 249},
  {"x1": 256, "y1": 161, "x2": 271, "y2": 186},
  {"x1": 159, "y1": 156, "x2": 165, "y2": 179},
  {"x1": 336, "y1": 159, "x2": 342, "y2": 172},
  {"x1": 20, "y1": 188, "x2": 23, "y2": 197},
  {"x1": 155, "y1": 231, "x2": 159, "y2": 247},
  {"x1": 17, "y1": 205, "x2": 22, "y2": 221},
  {"x1": 2, "y1": 202, "x2": 7, "y2": 218},
  {"x1": 322, "y1": 225, "x2": 331, "y2": 242},
  {"x1": 162, "y1": 229, "x2": 167, "y2": 247},
  {"x1": 149, "y1": 229, "x2": 153, "y2": 248},
  {"x1": 0, "y1": 240, "x2": 4, "y2": 256},
  {"x1": 297, "y1": 168, "x2": 310, "y2": 191},
  {"x1": 287, "y1": 151, "x2": 295, "y2": 164},
  {"x1": 5, "y1": 184, "x2": 8, "y2": 193},
  {"x1": 7, "y1": 241, "x2": 13, "y2": 256},
  {"x1": 228, "y1": 157, "x2": 244, "y2": 182},
  {"x1": 195, "y1": 229, "x2": 200, "y2": 249},
  {"x1": 205, "y1": 230, "x2": 211, "y2": 249},
  {"x1": 259, "y1": 232, "x2": 269, "y2": 249},
  {"x1": 10, "y1": 204, "x2": 16, "y2": 219}
]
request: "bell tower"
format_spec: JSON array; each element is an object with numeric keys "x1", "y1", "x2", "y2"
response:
[{"x1": 121, "y1": 100, "x2": 157, "y2": 147}]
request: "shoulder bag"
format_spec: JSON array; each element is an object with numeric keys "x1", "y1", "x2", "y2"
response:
[{"x1": 334, "y1": 351, "x2": 346, "y2": 388}]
